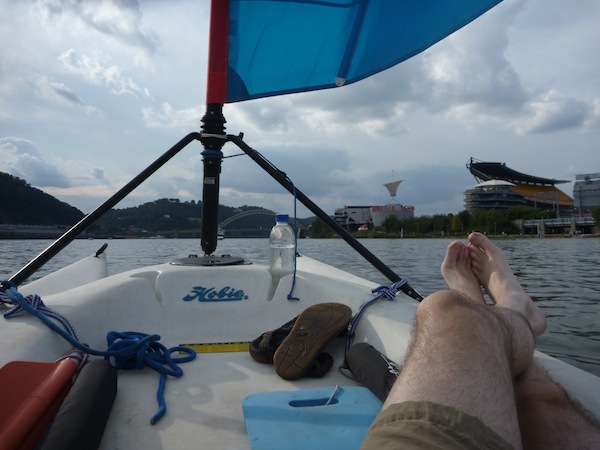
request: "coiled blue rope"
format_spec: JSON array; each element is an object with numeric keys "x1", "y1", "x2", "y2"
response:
[
  {"x1": 1, "y1": 281, "x2": 196, "y2": 424},
  {"x1": 344, "y1": 279, "x2": 408, "y2": 353}
]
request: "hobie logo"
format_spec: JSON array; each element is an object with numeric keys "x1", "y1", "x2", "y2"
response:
[{"x1": 183, "y1": 286, "x2": 248, "y2": 302}]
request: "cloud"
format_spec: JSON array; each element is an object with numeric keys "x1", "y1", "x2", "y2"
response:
[
  {"x1": 517, "y1": 90, "x2": 592, "y2": 134},
  {"x1": 59, "y1": 49, "x2": 150, "y2": 98},
  {"x1": 227, "y1": 99, "x2": 295, "y2": 134},
  {"x1": 142, "y1": 102, "x2": 201, "y2": 129},
  {"x1": 387, "y1": 0, "x2": 533, "y2": 136},
  {"x1": 2, "y1": 0, "x2": 596, "y2": 219},
  {"x1": 0, "y1": 137, "x2": 71, "y2": 187},
  {"x1": 35, "y1": 0, "x2": 159, "y2": 54},
  {"x1": 91, "y1": 167, "x2": 106, "y2": 180},
  {"x1": 583, "y1": 99, "x2": 600, "y2": 132},
  {"x1": 223, "y1": 141, "x2": 353, "y2": 194},
  {"x1": 34, "y1": 76, "x2": 99, "y2": 113}
]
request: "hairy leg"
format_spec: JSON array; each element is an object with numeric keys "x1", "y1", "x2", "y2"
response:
[
  {"x1": 383, "y1": 290, "x2": 534, "y2": 449},
  {"x1": 468, "y1": 233, "x2": 600, "y2": 447},
  {"x1": 516, "y1": 362, "x2": 600, "y2": 449},
  {"x1": 468, "y1": 232, "x2": 547, "y2": 336},
  {"x1": 380, "y1": 234, "x2": 548, "y2": 448},
  {"x1": 441, "y1": 240, "x2": 485, "y2": 303}
]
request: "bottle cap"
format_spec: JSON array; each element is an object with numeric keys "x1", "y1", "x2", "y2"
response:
[{"x1": 275, "y1": 214, "x2": 289, "y2": 222}]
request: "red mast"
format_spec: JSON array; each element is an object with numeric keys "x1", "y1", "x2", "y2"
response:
[
  {"x1": 200, "y1": 0, "x2": 229, "y2": 255},
  {"x1": 206, "y1": 0, "x2": 229, "y2": 104}
]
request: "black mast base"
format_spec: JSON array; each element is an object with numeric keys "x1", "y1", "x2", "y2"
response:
[{"x1": 170, "y1": 255, "x2": 247, "y2": 267}]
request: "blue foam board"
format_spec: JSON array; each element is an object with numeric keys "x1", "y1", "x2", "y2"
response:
[{"x1": 242, "y1": 386, "x2": 382, "y2": 450}]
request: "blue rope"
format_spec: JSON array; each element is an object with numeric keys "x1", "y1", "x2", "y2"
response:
[
  {"x1": 3, "y1": 291, "x2": 79, "y2": 340},
  {"x1": 286, "y1": 178, "x2": 300, "y2": 301},
  {"x1": 1, "y1": 281, "x2": 196, "y2": 424},
  {"x1": 344, "y1": 279, "x2": 408, "y2": 353}
]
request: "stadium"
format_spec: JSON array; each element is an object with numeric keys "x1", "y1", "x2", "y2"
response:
[{"x1": 465, "y1": 158, "x2": 574, "y2": 215}]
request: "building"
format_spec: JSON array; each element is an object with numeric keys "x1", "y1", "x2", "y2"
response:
[
  {"x1": 466, "y1": 158, "x2": 574, "y2": 214},
  {"x1": 369, "y1": 179, "x2": 415, "y2": 226},
  {"x1": 334, "y1": 206, "x2": 373, "y2": 231},
  {"x1": 370, "y1": 204, "x2": 415, "y2": 227},
  {"x1": 334, "y1": 178, "x2": 415, "y2": 230},
  {"x1": 464, "y1": 180, "x2": 527, "y2": 214},
  {"x1": 573, "y1": 173, "x2": 600, "y2": 213}
]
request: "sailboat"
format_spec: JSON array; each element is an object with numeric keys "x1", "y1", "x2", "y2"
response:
[{"x1": 1, "y1": 1, "x2": 598, "y2": 449}]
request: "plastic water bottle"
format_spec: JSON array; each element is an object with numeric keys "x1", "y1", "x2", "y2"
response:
[{"x1": 269, "y1": 214, "x2": 296, "y2": 283}]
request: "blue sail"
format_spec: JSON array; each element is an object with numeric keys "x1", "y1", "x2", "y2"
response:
[{"x1": 224, "y1": 0, "x2": 502, "y2": 103}]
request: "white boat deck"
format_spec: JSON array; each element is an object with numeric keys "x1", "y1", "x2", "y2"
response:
[
  {"x1": 2, "y1": 254, "x2": 599, "y2": 449},
  {"x1": 3, "y1": 255, "x2": 417, "y2": 449}
]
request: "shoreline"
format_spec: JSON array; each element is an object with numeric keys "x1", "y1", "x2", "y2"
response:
[
  {"x1": 351, "y1": 232, "x2": 600, "y2": 239},
  {"x1": 2, "y1": 234, "x2": 599, "y2": 240}
]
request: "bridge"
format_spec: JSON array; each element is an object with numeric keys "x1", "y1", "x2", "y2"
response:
[
  {"x1": 219, "y1": 209, "x2": 307, "y2": 230},
  {"x1": 522, "y1": 217, "x2": 595, "y2": 235},
  {"x1": 219, "y1": 209, "x2": 275, "y2": 229}
]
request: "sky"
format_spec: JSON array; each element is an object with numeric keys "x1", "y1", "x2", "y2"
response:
[{"x1": 1, "y1": 0, "x2": 599, "y2": 219}]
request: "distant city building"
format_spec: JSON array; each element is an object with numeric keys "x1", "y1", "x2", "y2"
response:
[
  {"x1": 334, "y1": 178, "x2": 415, "y2": 230},
  {"x1": 466, "y1": 158, "x2": 574, "y2": 214},
  {"x1": 370, "y1": 179, "x2": 415, "y2": 226},
  {"x1": 573, "y1": 173, "x2": 600, "y2": 212},
  {"x1": 334, "y1": 206, "x2": 373, "y2": 231},
  {"x1": 370, "y1": 204, "x2": 415, "y2": 227},
  {"x1": 464, "y1": 180, "x2": 527, "y2": 214}
]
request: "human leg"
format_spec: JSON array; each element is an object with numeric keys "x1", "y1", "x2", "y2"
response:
[
  {"x1": 468, "y1": 232, "x2": 546, "y2": 336},
  {"x1": 515, "y1": 361, "x2": 600, "y2": 449},
  {"x1": 376, "y1": 290, "x2": 533, "y2": 449},
  {"x1": 468, "y1": 233, "x2": 600, "y2": 447},
  {"x1": 365, "y1": 234, "x2": 546, "y2": 449}
]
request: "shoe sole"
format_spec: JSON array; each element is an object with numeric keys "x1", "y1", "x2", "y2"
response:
[
  {"x1": 249, "y1": 316, "x2": 298, "y2": 364},
  {"x1": 273, "y1": 303, "x2": 352, "y2": 380}
]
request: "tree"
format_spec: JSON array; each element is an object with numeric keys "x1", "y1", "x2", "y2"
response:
[
  {"x1": 471, "y1": 209, "x2": 518, "y2": 235},
  {"x1": 308, "y1": 218, "x2": 335, "y2": 238},
  {"x1": 381, "y1": 215, "x2": 401, "y2": 233},
  {"x1": 0, "y1": 171, "x2": 84, "y2": 225},
  {"x1": 451, "y1": 214, "x2": 463, "y2": 234},
  {"x1": 592, "y1": 208, "x2": 600, "y2": 227}
]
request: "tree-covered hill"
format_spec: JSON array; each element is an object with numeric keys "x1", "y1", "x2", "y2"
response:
[
  {"x1": 0, "y1": 172, "x2": 84, "y2": 225},
  {"x1": 0, "y1": 171, "x2": 314, "y2": 238},
  {"x1": 89, "y1": 198, "x2": 315, "y2": 238}
]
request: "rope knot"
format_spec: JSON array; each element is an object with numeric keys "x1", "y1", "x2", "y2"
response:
[
  {"x1": 345, "y1": 279, "x2": 409, "y2": 353},
  {"x1": 2, "y1": 285, "x2": 79, "y2": 339},
  {"x1": 371, "y1": 279, "x2": 407, "y2": 300},
  {"x1": 2, "y1": 284, "x2": 42, "y2": 314}
]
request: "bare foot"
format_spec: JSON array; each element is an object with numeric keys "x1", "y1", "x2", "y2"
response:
[
  {"x1": 468, "y1": 232, "x2": 546, "y2": 336},
  {"x1": 441, "y1": 240, "x2": 485, "y2": 303}
]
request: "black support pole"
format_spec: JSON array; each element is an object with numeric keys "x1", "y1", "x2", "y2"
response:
[
  {"x1": 200, "y1": 104, "x2": 227, "y2": 255},
  {"x1": 5, "y1": 132, "x2": 202, "y2": 288},
  {"x1": 227, "y1": 134, "x2": 424, "y2": 301}
]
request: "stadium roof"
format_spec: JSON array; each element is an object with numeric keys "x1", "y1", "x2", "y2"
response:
[
  {"x1": 474, "y1": 179, "x2": 516, "y2": 188},
  {"x1": 467, "y1": 158, "x2": 569, "y2": 186}
]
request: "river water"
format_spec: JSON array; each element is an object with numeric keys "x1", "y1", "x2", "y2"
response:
[{"x1": 2, "y1": 237, "x2": 599, "y2": 376}]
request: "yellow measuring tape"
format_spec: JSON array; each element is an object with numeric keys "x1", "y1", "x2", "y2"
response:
[{"x1": 180, "y1": 342, "x2": 250, "y2": 354}]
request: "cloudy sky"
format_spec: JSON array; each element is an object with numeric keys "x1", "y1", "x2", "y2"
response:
[{"x1": 1, "y1": 0, "x2": 599, "y2": 219}]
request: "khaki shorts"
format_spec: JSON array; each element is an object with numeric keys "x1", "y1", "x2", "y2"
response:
[{"x1": 361, "y1": 401, "x2": 513, "y2": 449}]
